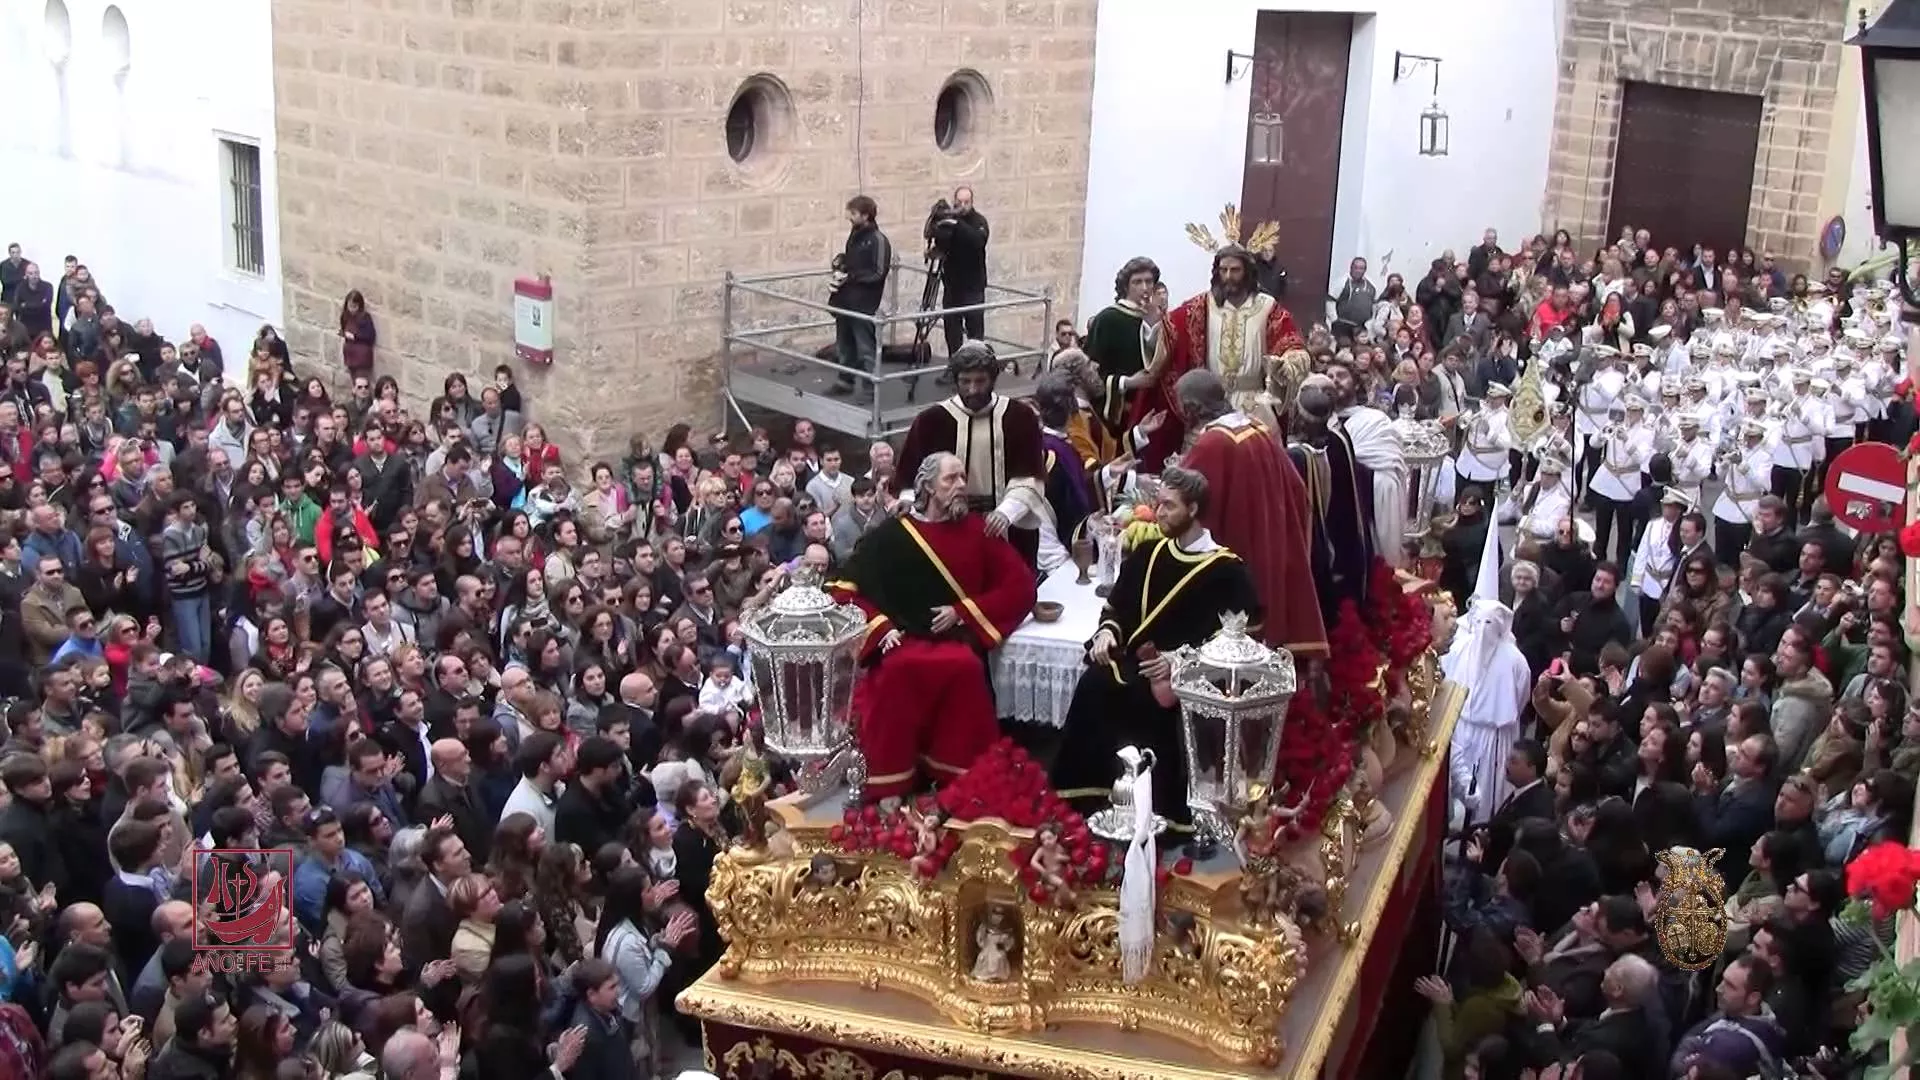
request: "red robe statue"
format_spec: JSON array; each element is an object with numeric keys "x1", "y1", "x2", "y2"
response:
[
  {"x1": 1180, "y1": 413, "x2": 1328, "y2": 658},
  {"x1": 899, "y1": 395, "x2": 1047, "y2": 566},
  {"x1": 1128, "y1": 290, "x2": 1306, "y2": 473},
  {"x1": 829, "y1": 513, "x2": 1036, "y2": 799}
]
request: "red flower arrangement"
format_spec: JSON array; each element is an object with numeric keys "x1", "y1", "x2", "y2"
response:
[
  {"x1": 812, "y1": 740, "x2": 1104, "y2": 902},
  {"x1": 1901, "y1": 521, "x2": 1920, "y2": 560},
  {"x1": 936, "y1": 738, "x2": 1075, "y2": 829},
  {"x1": 1845, "y1": 840, "x2": 1920, "y2": 921},
  {"x1": 830, "y1": 798, "x2": 962, "y2": 878},
  {"x1": 1272, "y1": 559, "x2": 1425, "y2": 834}
]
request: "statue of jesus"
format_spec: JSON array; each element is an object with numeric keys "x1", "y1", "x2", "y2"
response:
[{"x1": 1127, "y1": 207, "x2": 1311, "y2": 472}]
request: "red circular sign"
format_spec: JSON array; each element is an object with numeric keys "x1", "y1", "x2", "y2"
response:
[{"x1": 1824, "y1": 441, "x2": 1909, "y2": 533}]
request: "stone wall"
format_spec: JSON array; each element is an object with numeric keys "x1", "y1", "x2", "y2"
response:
[
  {"x1": 271, "y1": 0, "x2": 1097, "y2": 461},
  {"x1": 1543, "y1": 0, "x2": 1849, "y2": 265}
]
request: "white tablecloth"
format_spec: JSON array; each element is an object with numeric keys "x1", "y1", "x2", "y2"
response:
[{"x1": 992, "y1": 565, "x2": 1105, "y2": 727}]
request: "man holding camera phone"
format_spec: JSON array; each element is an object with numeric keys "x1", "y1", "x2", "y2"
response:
[{"x1": 927, "y1": 186, "x2": 990, "y2": 358}]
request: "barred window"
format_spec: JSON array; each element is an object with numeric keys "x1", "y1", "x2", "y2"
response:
[{"x1": 220, "y1": 138, "x2": 264, "y2": 276}]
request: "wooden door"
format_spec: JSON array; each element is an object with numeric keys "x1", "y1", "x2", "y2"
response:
[
  {"x1": 1607, "y1": 81, "x2": 1763, "y2": 258},
  {"x1": 1238, "y1": 11, "x2": 1354, "y2": 330}
]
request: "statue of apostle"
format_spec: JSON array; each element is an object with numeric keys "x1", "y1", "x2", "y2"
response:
[
  {"x1": 1026, "y1": 373, "x2": 1098, "y2": 571},
  {"x1": 1049, "y1": 464, "x2": 1262, "y2": 833},
  {"x1": 1083, "y1": 257, "x2": 1164, "y2": 380},
  {"x1": 1128, "y1": 233, "x2": 1311, "y2": 472},
  {"x1": 829, "y1": 453, "x2": 1037, "y2": 802},
  {"x1": 1287, "y1": 376, "x2": 1377, "y2": 628},
  {"x1": 1324, "y1": 353, "x2": 1410, "y2": 564},
  {"x1": 1171, "y1": 369, "x2": 1327, "y2": 658},
  {"x1": 899, "y1": 341, "x2": 1047, "y2": 570}
]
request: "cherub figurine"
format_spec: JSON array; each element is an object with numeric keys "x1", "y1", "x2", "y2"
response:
[
  {"x1": 1350, "y1": 770, "x2": 1393, "y2": 849},
  {"x1": 970, "y1": 905, "x2": 1017, "y2": 982},
  {"x1": 908, "y1": 807, "x2": 946, "y2": 878},
  {"x1": 1236, "y1": 782, "x2": 1312, "y2": 865},
  {"x1": 804, "y1": 853, "x2": 841, "y2": 889},
  {"x1": 1029, "y1": 823, "x2": 1075, "y2": 906},
  {"x1": 1162, "y1": 910, "x2": 1204, "y2": 961}
]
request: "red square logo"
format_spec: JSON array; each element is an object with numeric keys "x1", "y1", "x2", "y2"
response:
[{"x1": 190, "y1": 848, "x2": 296, "y2": 951}]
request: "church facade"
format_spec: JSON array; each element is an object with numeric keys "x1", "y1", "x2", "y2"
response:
[{"x1": 269, "y1": 0, "x2": 1103, "y2": 460}]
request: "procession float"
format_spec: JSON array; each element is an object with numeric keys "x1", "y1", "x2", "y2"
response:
[{"x1": 679, "y1": 549, "x2": 1465, "y2": 1080}]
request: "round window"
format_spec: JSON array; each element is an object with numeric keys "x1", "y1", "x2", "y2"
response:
[
  {"x1": 723, "y1": 75, "x2": 794, "y2": 177},
  {"x1": 932, "y1": 71, "x2": 993, "y2": 156}
]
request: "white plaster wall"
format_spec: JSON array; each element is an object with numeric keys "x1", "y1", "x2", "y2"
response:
[
  {"x1": 1076, "y1": 0, "x2": 1558, "y2": 323},
  {"x1": 0, "y1": 0, "x2": 282, "y2": 376},
  {"x1": 1833, "y1": 92, "x2": 1888, "y2": 269}
]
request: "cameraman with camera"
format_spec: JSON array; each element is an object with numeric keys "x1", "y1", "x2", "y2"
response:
[{"x1": 926, "y1": 186, "x2": 990, "y2": 357}]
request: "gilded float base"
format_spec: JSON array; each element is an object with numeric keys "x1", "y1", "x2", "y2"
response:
[{"x1": 681, "y1": 679, "x2": 1464, "y2": 1080}]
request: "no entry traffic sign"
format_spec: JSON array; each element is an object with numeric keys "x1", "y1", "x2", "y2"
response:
[{"x1": 1824, "y1": 441, "x2": 1909, "y2": 533}]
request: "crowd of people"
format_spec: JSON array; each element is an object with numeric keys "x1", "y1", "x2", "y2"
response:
[
  {"x1": 1370, "y1": 229, "x2": 1914, "y2": 1080},
  {"x1": 0, "y1": 244, "x2": 919, "y2": 1080},
  {"x1": 0, "y1": 209, "x2": 1913, "y2": 1080}
]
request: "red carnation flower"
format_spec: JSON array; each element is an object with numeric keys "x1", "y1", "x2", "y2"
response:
[
  {"x1": 1902, "y1": 521, "x2": 1920, "y2": 560},
  {"x1": 1846, "y1": 841, "x2": 1920, "y2": 920},
  {"x1": 1173, "y1": 856, "x2": 1194, "y2": 876}
]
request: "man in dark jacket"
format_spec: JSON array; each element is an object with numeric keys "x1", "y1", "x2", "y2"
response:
[
  {"x1": 1552, "y1": 563, "x2": 1635, "y2": 676},
  {"x1": 1668, "y1": 955, "x2": 1786, "y2": 1078},
  {"x1": 930, "y1": 186, "x2": 989, "y2": 358},
  {"x1": 0, "y1": 755, "x2": 66, "y2": 900},
  {"x1": 146, "y1": 992, "x2": 236, "y2": 1080},
  {"x1": 827, "y1": 194, "x2": 892, "y2": 401},
  {"x1": 1693, "y1": 733, "x2": 1781, "y2": 890},
  {"x1": 554, "y1": 738, "x2": 632, "y2": 856},
  {"x1": 3, "y1": 262, "x2": 53, "y2": 340},
  {"x1": 415, "y1": 739, "x2": 493, "y2": 866}
]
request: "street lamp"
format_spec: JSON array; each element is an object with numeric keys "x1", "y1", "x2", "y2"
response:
[{"x1": 1850, "y1": 0, "x2": 1920, "y2": 307}]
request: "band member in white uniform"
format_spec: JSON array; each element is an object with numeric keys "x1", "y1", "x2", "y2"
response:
[
  {"x1": 1515, "y1": 456, "x2": 1574, "y2": 548},
  {"x1": 1574, "y1": 346, "x2": 1625, "y2": 502},
  {"x1": 1455, "y1": 382, "x2": 1513, "y2": 489},
  {"x1": 1590, "y1": 396, "x2": 1652, "y2": 568},
  {"x1": 1773, "y1": 369, "x2": 1820, "y2": 526},
  {"x1": 1670, "y1": 414, "x2": 1713, "y2": 509},
  {"x1": 1712, "y1": 420, "x2": 1772, "y2": 565},
  {"x1": 1630, "y1": 487, "x2": 1688, "y2": 634}
]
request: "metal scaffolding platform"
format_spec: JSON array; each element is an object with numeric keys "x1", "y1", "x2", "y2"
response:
[{"x1": 720, "y1": 263, "x2": 1054, "y2": 440}]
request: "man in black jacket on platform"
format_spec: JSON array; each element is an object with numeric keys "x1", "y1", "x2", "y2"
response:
[
  {"x1": 930, "y1": 186, "x2": 989, "y2": 357},
  {"x1": 828, "y1": 194, "x2": 893, "y2": 403}
]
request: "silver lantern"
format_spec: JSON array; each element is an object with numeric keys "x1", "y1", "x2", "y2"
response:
[
  {"x1": 739, "y1": 567, "x2": 866, "y2": 795},
  {"x1": 1169, "y1": 612, "x2": 1298, "y2": 846},
  {"x1": 1391, "y1": 404, "x2": 1452, "y2": 543}
]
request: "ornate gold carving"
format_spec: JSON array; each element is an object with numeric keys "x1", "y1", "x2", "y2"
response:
[
  {"x1": 691, "y1": 982, "x2": 1261, "y2": 1080},
  {"x1": 703, "y1": 814, "x2": 1300, "y2": 1066}
]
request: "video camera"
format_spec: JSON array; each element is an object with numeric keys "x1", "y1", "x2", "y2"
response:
[{"x1": 923, "y1": 198, "x2": 960, "y2": 254}]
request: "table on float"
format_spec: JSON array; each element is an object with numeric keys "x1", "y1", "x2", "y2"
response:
[{"x1": 991, "y1": 564, "x2": 1104, "y2": 727}]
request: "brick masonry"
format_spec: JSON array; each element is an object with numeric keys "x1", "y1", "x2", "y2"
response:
[
  {"x1": 1542, "y1": 0, "x2": 1850, "y2": 267},
  {"x1": 271, "y1": 0, "x2": 1096, "y2": 462}
]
